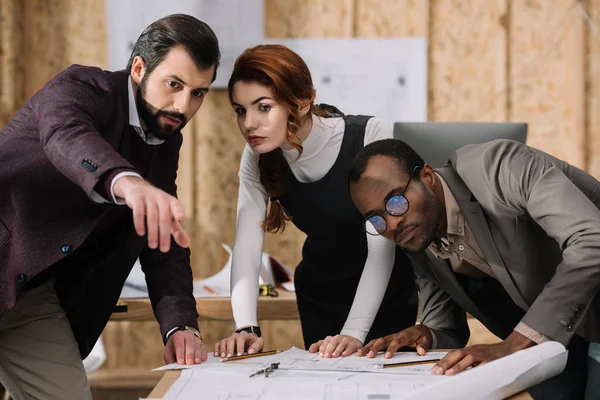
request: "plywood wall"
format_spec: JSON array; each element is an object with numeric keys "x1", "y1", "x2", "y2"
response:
[
  {"x1": 2, "y1": 0, "x2": 599, "y2": 378},
  {"x1": 587, "y1": 0, "x2": 600, "y2": 176}
]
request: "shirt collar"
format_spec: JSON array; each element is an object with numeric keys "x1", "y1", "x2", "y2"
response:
[
  {"x1": 437, "y1": 173, "x2": 465, "y2": 237},
  {"x1": 428, "y1": 173, "x2": 466, "y2": 256},
  {"x1": 128, "y1": 77, "x2": 165, "y2": 145}
]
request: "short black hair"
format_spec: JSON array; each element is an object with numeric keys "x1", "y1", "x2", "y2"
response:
[
  {"x1": 349, "y1": 139, "x2": 425, "y2": 182},
  {"x1": 126, "y1": 14, "x2": 221, "y2": 82}
]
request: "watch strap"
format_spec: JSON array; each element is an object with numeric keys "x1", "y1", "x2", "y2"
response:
[{"x1": 235, "y1": 325, "x2": 262, "y2": 337}]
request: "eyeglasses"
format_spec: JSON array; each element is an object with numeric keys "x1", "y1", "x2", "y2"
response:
[{"x1": 365, "y1": 166, "x2": 421, "y2": 236}]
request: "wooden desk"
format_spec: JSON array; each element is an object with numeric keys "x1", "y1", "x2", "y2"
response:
[
  {"x1": 110, "y1": 291, "x2": 299, "y2": 322},
  {"x1": 148, "y1": 371, "x2": 534, "y2": 399}
]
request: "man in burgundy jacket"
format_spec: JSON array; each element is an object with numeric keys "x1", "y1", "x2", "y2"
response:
[{"x1": 0, "y1": 14, "x2": 220, "y2": 400}]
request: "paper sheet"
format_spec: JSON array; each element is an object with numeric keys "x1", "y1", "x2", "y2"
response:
[
  {"x1": 163, "y1": 369, "x2": 438, "y2": 400},
  {"x1": 154, "y1": 352, "x2": 284, "y2": 372},
  {"x1": 155, "y1": 347, "x2": 444, "y2": 373},
  {"x1": 269, "y1": 347, "x2": 445, "y2": 373},
  {"x1": 161, "y1": 342, "x2": 567, "y2": 400}
]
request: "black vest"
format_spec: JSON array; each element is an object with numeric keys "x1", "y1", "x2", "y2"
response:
[{"x1": 278, "y1": 113, "x2": 417, "y2": 347}]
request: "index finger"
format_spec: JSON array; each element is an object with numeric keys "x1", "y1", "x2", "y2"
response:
[
  {"x1": 384, "y1": 338, "x2": 408, "y2": 359},
  {"x1": 194, "y1": 339, "x2": 207, "y2": 364},
  {"x1": 131, "y1": 198, "x2": 146, "y2": 236},
  {"x1": 364, "y1": 337, "x2": 388, "y2": 358},
  {"x1": 171, "y1": 218, "x2": 190, "y2": 248},
  {"x1": 200, "y1": 341, "x2": 208, "y2": 362},
  {"x1": 170, "y1": 199, "x2": 185, "y2": 222},
  {"x1": 432, "y1": 349, "x2": 465, "y2": 375}
]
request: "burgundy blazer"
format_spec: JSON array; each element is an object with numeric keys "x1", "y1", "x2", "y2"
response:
[{"x1": 0, "y1": 65, "x2": 198, "y2": 357}]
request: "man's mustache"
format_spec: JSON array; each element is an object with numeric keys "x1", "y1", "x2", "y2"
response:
[{"x1": 157, "y1": 110, "x2": 186, "y2": 125}]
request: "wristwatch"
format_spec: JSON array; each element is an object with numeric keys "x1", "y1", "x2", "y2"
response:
[
  {"x1": 235, "y1": 325, "x2": 262, "y2": 337},
  {"x1": 166, "y1": 325, "x2": 203, "y2": 342}
]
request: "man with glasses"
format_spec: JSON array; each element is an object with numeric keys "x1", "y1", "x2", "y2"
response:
[{"x1": 348, "y1": 138, "x2": 599, "y2": 399}]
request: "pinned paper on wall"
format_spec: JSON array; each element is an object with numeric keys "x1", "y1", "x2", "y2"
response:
[
  {"x1": 266, "y1": 38, "x2": 428, "y2": 123},
  {"x1": 107, "y1": 0, "x2": 265, "y2": 88}
]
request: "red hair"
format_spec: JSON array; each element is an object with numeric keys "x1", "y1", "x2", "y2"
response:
[{"x1": 228, "y1": 44, "x2": 326, "y2": 233}]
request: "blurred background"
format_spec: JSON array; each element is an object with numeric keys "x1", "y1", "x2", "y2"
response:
[{"x1": 0, "y1": 0, "x2": 598, "y2": 398}]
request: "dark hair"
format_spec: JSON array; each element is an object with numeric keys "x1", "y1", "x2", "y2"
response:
[
  {"x1": 228, "y1": 44, "x2": 328, "y2": 233},
  {"x1": 126, "y1": 14, "x2": 220, "y2": 82},
  {"x1": 349, "y1": 139, "x2": 426, "y2": 182}
]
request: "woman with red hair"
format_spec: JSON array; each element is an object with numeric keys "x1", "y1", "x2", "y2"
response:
[{"x1": 214, "y1": 44, "x2": 417, "y2": 358}]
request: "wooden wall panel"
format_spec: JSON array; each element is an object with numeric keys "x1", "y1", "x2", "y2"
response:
[
  {"x1": 429, "y1": 0, "x2": 508, "y2": 122},
  {"x1": 22, "y1": 0, "x2": 67, "y2": 97},
  {"x1": 586, "y1": 0, "x2": 600, "y2": 178},
  {"x1": 510, "y1": 1, "x2": 586, "y2": 168},
  {"x1": 355, "y1": 0, "x2": 428, "y2": 37},
  {"x1": 18, "y1": 0, "x2": 107, "y2": 101},
  {"x1": 176, "y1": 127, "x2": 196, "y2": 237},
  {"x1": 265, "y1": 0, "x2": 354, "y2": 38},
  {"x1": 0, "y1": 0, "x2": 25, "y2": 126},
  {"x1": 191, "y1": 94, "x2": 244, "y2": 278},
  {"x1": 61, "y1": 0, "x2": 107, "y2": 69}
]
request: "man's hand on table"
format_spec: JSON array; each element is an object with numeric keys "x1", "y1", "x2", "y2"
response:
[
  {"x1": 432, "y1": 331, "x2": 535, "y2": 376},
  {"x1": 357, "y1": 325, "x2": 433, "y2": 358},
  {"x1": 164, "y1": 330, "x2": 207, "y2": 365}
]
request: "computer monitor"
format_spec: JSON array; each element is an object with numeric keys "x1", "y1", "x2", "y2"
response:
[{"x1": 393, "y1": 122, "x2": 528, "y2": 168}]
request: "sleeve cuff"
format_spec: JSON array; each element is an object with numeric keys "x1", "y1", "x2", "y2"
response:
[
  {"x1": 429, "y1": 328, "x2": 438, "y2": 349},
  {"x1": 90, "y1": 190, "x2": 111, "y2": 204},
  {"x1": 110, "y1": 171, "x2": 142, "y2": 204},
  {"x1": 514, "y1": 322, "x2": 551, "y2": 344},
  {"x1": 165, "y1": 326, "x2": 180, "y2": 342},
  {"x1": 340, "y1": 328, "x2": 367, "y2": 345}
]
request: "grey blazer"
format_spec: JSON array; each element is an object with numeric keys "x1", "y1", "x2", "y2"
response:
[{"x1": 410, "y1": 139, "x2": 600, "y2": 348}]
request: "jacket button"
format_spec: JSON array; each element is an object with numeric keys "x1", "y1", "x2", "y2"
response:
[
  {"x1": 60, "y1": 244, "x2": 72, "y2": 253},
  {"x1": 16, "y1": 273, "x2": 27, "y2": 283},
  {"x1": 565, "y1": 324, "x2": 574, "y2": 332}
]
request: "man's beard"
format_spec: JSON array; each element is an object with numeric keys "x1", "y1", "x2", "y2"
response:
[
  {"x1": 402, "y1": 185, "x2": 443, "y2": 254},
  {"x1": 136, "y1": 76, "x2": 188, "y2": 140}
]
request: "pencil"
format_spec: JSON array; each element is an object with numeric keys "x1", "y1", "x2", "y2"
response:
[
  {"x1": 382, "y1": 358, "x2": 441, "y2": 369},
  {"x1": 220, "y1": 349, "x2": 282, "y2": 362},
  {"x1": 203, "y1": 285, "x2": 218, "y2": 295}
]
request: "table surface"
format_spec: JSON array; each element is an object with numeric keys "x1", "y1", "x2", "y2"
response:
[
  {"x1": 148, "y1": 370, "x2": 534, "y2": 399},
  {"x1": 111, "y1": 291, "x2": 299, "y2": 322}
]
